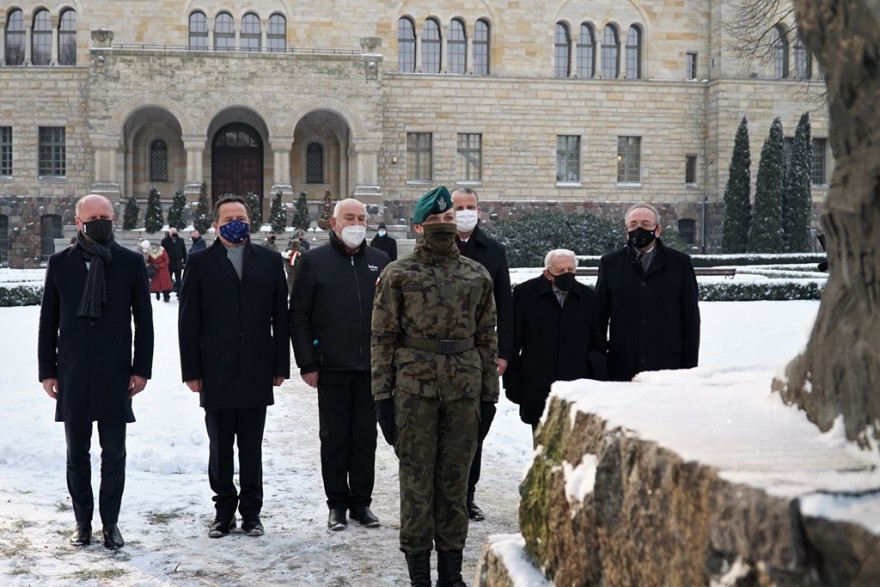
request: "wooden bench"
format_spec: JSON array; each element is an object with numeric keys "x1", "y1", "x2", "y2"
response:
[{"x1": 575, "y1": 267, "x2": 736, "y2": 279}]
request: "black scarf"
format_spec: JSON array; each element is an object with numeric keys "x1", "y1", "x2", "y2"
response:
[{"x1": 76, "y1": 231, "x2": 115, "y2": 318}]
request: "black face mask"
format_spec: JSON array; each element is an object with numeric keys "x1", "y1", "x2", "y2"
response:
[
  {"x1": 191, "y1": 237, "x2": 198, "y2": 243},
  {"x1": 627, "y1": 227, "x2": 657, "y2": 249},
  {"x1": 82, "y1": 218, "x2": 113, "y2": 244},
  {"x1": 552, "y1": 272, "x2": 576, "y2": 292}
]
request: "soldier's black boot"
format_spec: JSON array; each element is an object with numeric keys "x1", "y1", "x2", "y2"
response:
[
  {"x1": 436, "y1": 550, "x2": 466, "y2": 586},
  {"x1": 405, "y1": 551, "x2": 431, "y2": 587}
]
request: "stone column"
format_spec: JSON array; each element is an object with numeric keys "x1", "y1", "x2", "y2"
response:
[
  {"x1": 440, "y1": 23, "x2": 449, "y2": 73},
  {"x1": 90, "y1": 137, "x2": 122, "y2": 198},
  {"x1": 183, "y1": 137, "x2": 206, "y2": 201},
  {"x1": 352, "y1": 141, "x2": 382, "y2": 203},
  {"x1": 466, "y1": 23, "x2": 474, "y2": 74},
  {"x1": 0, "y1": 16, "x2": 6, "y2": 65},
  {"x1": 24, "y1": 21, "x2": 32, "y2": 65},
  {"x1": 270, "y1": 138, "x2": 293, "y2": 196},
  {"x1": 415, "y1": 21, "x2": 422, "y2": 73},
  {"x1": 50, "y1": 14, "x2": 59, "y2": 66},
  {"x1": 569, "y1": 35, "x2": 577, "y2": 77}
]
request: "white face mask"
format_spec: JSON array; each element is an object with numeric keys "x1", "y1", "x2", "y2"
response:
[
  {"x1": 340, "y1": 225, "x2": 367, "y2": 248},
  {"x1": 455, "y1": 209, "x2": 479, "y2": 233},
  {"x1": 377, "y1": 230, "x2": 386, "y2": 237}
]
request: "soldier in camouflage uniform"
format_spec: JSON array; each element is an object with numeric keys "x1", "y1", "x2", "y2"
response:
[{"x1": 372, "y1": 186, "x2": 498, "y2": 587}]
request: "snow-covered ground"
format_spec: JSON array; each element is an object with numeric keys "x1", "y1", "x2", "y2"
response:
[{"x1": 0, "y1": 285, "x2": 822, "y2": 585}]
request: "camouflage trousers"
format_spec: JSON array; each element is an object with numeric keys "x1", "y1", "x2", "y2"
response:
[{"x1": 394, "y1": 390, "x2": 480, "y2": 554}]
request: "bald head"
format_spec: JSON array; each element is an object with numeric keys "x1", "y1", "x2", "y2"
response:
[{"x1": 75, "y1": 194, "x2": 114, "y2": 220}]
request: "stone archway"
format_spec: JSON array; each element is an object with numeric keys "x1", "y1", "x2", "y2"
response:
[{"x1": 211, "y1": 123, "x2": 264, "y2": 209}]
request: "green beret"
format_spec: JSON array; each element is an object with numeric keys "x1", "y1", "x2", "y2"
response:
[{"x1": 411, "y1": 186, "x2": 453, "y2": 225}]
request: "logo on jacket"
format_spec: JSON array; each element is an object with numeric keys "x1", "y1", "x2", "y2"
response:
[{"x1": 368, "y1": 264, "x2": 379, "y2": 271}]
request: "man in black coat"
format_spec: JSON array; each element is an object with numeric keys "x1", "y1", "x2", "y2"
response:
[
  {"x1": 503, "y1": 249, "x2": 606, "y2": 435},
  {"x1": 451, "y1": 186, "x2": 512, "y2": 522},
  {"x1": 289, "y1": 198, "x2": 390, "y2": 532},
  {"x1": 161, "y1": 227, "x2": 187, "y2": 293},
  {"x1": 370, "y1": 221, "x2": 397, "y2": 260},
  {"x1": 178, "y1": 196, "x2": 290, "y2": 539},
  {"x1": 596, "y1": 203, "x2": 700, "y2": 382},
  {"x1": 38, "y1": 194, "x2": 154, "y2": 550},
  {"x1": 189, "y1": 229, "x2": 207, "y2": 252}
]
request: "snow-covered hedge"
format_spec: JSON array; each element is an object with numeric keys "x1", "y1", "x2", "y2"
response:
[
  {"x1": 0, "y1": 285, "x2": 42, "y2": 307},
  {"x1": 577, "y1": 253, "x2": 826, "y2": 267},
  {"x1": 699, "y1": 280, "x2": 823, "y2": 301}
]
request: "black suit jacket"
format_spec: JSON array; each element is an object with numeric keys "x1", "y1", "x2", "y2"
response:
[
  {"x1": 178, "y1": 239, "x2": 290, "y2": 409},
  {"x1": 595, "y1": 238, "x2": 700, "y2": 382},
  {"x1": 503, "y1": 275, "x2": 606, "y2": 425},
  {"x1": 38, "y1": 242, "x2": 154, "y2": 422}
]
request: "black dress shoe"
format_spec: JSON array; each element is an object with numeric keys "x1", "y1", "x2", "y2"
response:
[
  {"x1": 467, "y1": 500, "x2": 485, "y2": 522},
  {"x1": 209, "y1": 515, "x2": 236, "y2": 538},
  {"x1": 102, "y1": 524, "x2": 124, "y2": 550},
  {"x1": 70, "y1": 523, "x2": 91, "y2": 547},
  {"x1": 241, "y1": 514, "x2": 264, "y2": 537},
  {"x1": 327, "y1": 507, "x2": 348, "y2": 531},
  {"x1": 350, "y1": 506, "x2": 380, "y2": 528}
]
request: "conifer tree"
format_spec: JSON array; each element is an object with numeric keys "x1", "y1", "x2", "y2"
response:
[
  {"x1": 292, "y1": 191, "x2": 311, "y2": 230},
  {"x1": 269, "y1": 190, "x2": 287, "y2": 233},
  {"x1": 122, "y1": 195, "x2": 139, "y2": 230},
  {"x1": 782, "y1": 112, "x2": 813, "y2": 252},
  {"x1": 748, "y1": 118, "x2": 786, "y2": 253},
  {"x1": 144, "y1": 187, "x2": 164, "y2": 233},
  {"x1": 193, "y1": 181, "x2": 212, "y2": 233},
  {"x1": 318, "y1": 190, "x2": 334, "y2": 230},
  {"x1": 722, "y1": 117, "x2": 752, "y2": 253},
  {"x1": 167, "y1": 189, "x2": 187, "y2": 229},
  {"x1": 246, "y1": 192, "x2": 263, "y2": 227}
]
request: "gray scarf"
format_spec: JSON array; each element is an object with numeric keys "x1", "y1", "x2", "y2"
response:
[{"x1": 76, "y1": 231, "x2": 114, "y2": 318}]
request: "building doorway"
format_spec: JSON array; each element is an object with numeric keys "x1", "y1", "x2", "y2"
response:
[{"x1": 211, "y1": 123, "x2": 263, "y2": 210}]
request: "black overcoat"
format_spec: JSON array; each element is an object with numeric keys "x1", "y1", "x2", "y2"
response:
[
  {"x1": 459, "y1": 225, "x2": 514, "y2": 361},
  {"x1": 502, "y1": 275, "x2": 607, "y2": 425},
  {"x1": 370, "y1": 233, "x2": 397, "y2": 261},
  {"x1": 161, "y1": 235, "x2": 187, "y2": 270},
  {"x1": 38, "y1": 242, "x2": 154, "y2": 422},
  {"x1": 595, "y1": 238, "x2": 701, "y2": 382},
  {"x1": 178, "y1": 239, "x2": 290, "y2": 410}
]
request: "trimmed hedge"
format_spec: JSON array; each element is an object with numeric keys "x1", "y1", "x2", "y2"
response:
[
  {"x1": 576, "y1": 252, "x2": 826, "y2": 267},
  {"x1": 699, "y1": 281, "x2": 824, "y2": 301},
  {"x1": 0, "y1": 285, "x2": 43, "y2": 307}
]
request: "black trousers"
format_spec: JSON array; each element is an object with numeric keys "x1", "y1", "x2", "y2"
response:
[
  {"x1": 64, "y1": 421, "x2": 127, "y2": 525},
  {"x1": 204, "y1": 406, "x2": 267, "y2": 517},
  {"x1": 317, "y1": 370, "x2": 377, "y2": 510},
  {"x1": 170, "y1": 267, "x2": 182, "y2": 293},
  {"x1": 467, "y1": 439, "x2": 483, "y2": 502}
]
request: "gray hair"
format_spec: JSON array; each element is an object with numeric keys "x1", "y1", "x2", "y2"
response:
[
  {"x1": 544, "y1": 249, "x2": 577, "y2": 269},
  {"x1": 333, "y1": 198, "x2": 367, "y2": 218},
  {"x1": 624, "y1": 203, "x2": 660, "y2": 225}
]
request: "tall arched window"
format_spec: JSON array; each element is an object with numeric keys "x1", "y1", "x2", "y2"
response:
[
  {"x1": 41, "y1": 215, "x2": 62, "y2": 262},
  {"x1": 306, "y1": 143, "x2": 324, "y2": 184},
  {"x1": 215, "y1": 13, "x2": 235, "y2": 51},
  {"x1": 422, "y1": 18, "x2": 441, "y2": 73},
  {"x1": 474, "y1": 19, "x2": 490, "y2": 75},
  {"x1": 267, "y1": 14, "x2": 286, "y2": 52},
  {"x1": 397, "y1": 17, "x2": 415, "y2": 73},
  {"x1": 59, "y1": 9, "x2": 77, "y2": 65},
  {"x1": 188, "y1": 12, "x2": 208, "y2": 50},
  {"x1": 32, "y1": 9, "x2": 52, "y2": 65},
  {"x1": 150, "y1": 140, "x2": 168, "y2": 182},
  {"x1": 241, "y1": 13, "x2": 261, "y2": 52},
  {"x1": 448, "y1": 18, "x2": 466, "y2": 74},
  {"x1": 5, "y1": 9, "x2": 25, "y2": 65},
  {"x1": 576, "y1": 23, "x2": 595, "y2": 78},
  {"x1": 554, "y1": 22, "x2": 570, "y2": 78},
  {"x1": 772, "y1": 25, "x2": 789, "y2": 78},
  {"x1": 794, "y1": 33, "x2": 811, "y2": 79},
  {"x1": 602, "y1": 25, "x2": 620, "y2": 79},
  {"x1": 626, "y1": 25, "x2": 642, "y2": 79}
]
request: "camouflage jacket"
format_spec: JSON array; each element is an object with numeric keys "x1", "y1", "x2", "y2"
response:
[{"x1": 371, "y1": 238, "x2": 498, "y2": 403}]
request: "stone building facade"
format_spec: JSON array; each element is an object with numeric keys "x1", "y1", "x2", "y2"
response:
[{"x1": 0, "y1": 1, "x2": 829, "y2": 267}]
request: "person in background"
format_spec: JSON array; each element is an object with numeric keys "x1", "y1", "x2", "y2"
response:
[
  {"x1": 38, "y1": 194, "x2": 154, "y2": 550},
  {"x1": 161, "y1": 227, "x2": 187, "y2": 295},
  {"x1": 139, "y1": 240, "x2": 174, "y2": 302},
  {"x1": 263, "y1": 232, "x2": 278, "y2": 251},
  {"x1": 281, "y1": 230, "x2": 305, "y2": 296},
  {"x1": 595, "y1": 203, "x2": 700, "y2": 382},
  {"x1": 370, "y1": 221, "x2": 398, "y2": 261},
  {"x1": 450, "y1": 186, "x2": 512, "y2": 523},
  {"x1": 178, "y1": 195, "x2": 289, "y2": 539},
  {"x1": 189, "y1": 229, "x2": 207, "y2": 253}
]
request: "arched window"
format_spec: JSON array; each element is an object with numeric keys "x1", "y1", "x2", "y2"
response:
[
  {"x1": 59, "y1": 9, "x2": 77, "y2": 65},
  {"x1": 554, "y1": 22, "x2": 570, "y2": 78},
  {"x1": 267, "y1": 14, "x2": 286, "y2": 52},
  {"x1": 188, "y1": 12, "x2": 208, "y2": 50},
  {"x1": 448, "y1": 18, "x2": 466, "y2": 74},
  {"x1": 215, "y1": 13, "x2": 235, "y2": 51},
  {"x1": 306, "y1": 143, "x2": 324, "y2": 184},
  {"x1": 397, "y1": 17, "x2": 415, "y2": 73},
  {"x1": 241, "y1": 13, "x2": 261, "y2": 52},
  {"x1": 794, "y1": 34, "x2": 811, "y2": 80},
  {"x1": 422, "y1": 18, "x2": 441, "y2": 73},
  {"x1": 32, "y1": 9, "x2": 52, "y2": 66},
  {"x1": 150, "y1": 140, "x2": 168, "y2": 182},
  {"x1": 5, "y1": 9, "x2": 25, "y2": 65},
  {"x1": 576, "y1": 23, "x2": 595, "y2": 78},
  {"x1": 772, "y1": 25, "x2": 789, "y2": 78},
  {"x1": 626, "y1": 25, "x2": 642, "y2": 79},
  {"x1": 602, "y1": 25, "x2": 620, "y2": 79},
  {"x1": 474, "y1": 19, "x2": 490, "y2": 75},
  {"x1": 41, "y1": 215, "x2": 62, "y2": 262},
  {"x1": 0, "y1": 214, "x2": 8, "y2": 265}
]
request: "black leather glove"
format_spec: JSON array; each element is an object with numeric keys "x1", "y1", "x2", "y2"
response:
[
  {"x1": 478, "y1": 402, "x2": 496, "y2": 442},
  {"x1": 375, "y1": 399, "x2": 396, "y2": 446}
]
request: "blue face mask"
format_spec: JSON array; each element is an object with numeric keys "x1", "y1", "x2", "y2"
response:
[{"x1": 219, "y1": 219, "x2": 250, "y2": 244}]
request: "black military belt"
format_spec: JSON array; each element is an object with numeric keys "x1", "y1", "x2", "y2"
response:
[{"x1": 402, "y1": 335, "x2": 474, "y2": 354}]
